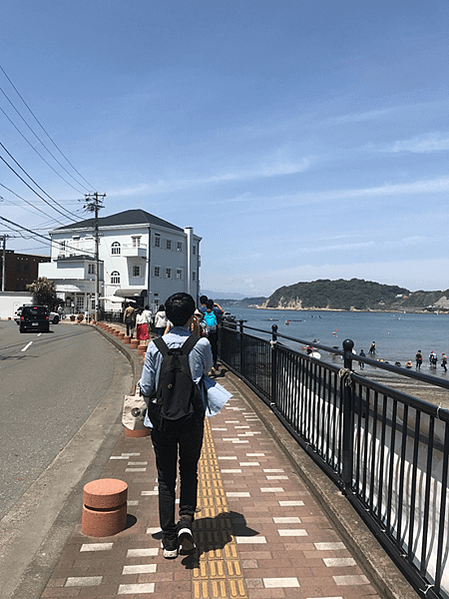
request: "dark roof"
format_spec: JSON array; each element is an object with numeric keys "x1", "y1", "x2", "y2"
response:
[{"x1": 53, "y1": 209, "x2": 183, "y2": 233}]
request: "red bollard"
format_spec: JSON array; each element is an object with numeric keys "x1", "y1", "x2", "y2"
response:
[{"x1": 82, "y1": 479, "x2": 128, "y2": 537}]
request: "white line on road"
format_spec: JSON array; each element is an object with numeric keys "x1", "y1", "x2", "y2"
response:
[{"x1": 21, "y1": 342, "x2": 33, "y2": 352}]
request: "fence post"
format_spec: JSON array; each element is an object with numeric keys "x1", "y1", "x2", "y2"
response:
[
  {"x1": 238, "y1": 319, "x2": 244, "y2": 376},
  {"x1": 271, "y1": 325, "x2": 278, "y2": 408},
  {"x1": 341, "y1": 338, "x2": 354, "y2": 492}
]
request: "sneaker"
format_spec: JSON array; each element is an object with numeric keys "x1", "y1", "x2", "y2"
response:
[
  {"x1": 178, "y1": 515, "x2": 195, "y2": 554},
  {"x1": 161, "y1": 536, "x2": 178, "y2": 559}
]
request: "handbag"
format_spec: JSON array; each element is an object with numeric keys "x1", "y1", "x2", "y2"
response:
[{"x1": 122, "y1": 385, "x2": 148, "y2": 431}]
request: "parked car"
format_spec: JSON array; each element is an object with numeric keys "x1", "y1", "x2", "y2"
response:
[
  {"x1": 19, "y1": 305, "x2": 50, "y2": 333},
  {"x1": 48, "y1": 311, "x2": 60, "y2": 324},
  {"x1": 14, "y1": 306, "x2": 25, "y2": 324}
]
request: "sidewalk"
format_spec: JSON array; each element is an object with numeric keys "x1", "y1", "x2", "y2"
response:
[{"x1": 38, "y1": 327, "x2": 417, "y2": 599}]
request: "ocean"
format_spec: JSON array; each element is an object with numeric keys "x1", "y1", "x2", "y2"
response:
[{"x1": 221, "y1": 306, "x2": 449, "y2": 379}]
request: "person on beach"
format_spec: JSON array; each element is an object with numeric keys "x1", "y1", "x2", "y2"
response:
[
  {"x1": 369, "y1": 341, "x2": 376, "y2": 355},
  {"x1": 442, "y1": 353, "x2": 447, "y2": 372},
  {"x1": 429, "y1": 351, "x2": 437, "y2": 368},
  {"x1": 415, "y1": 350, "x2": 423, "y2": 370},
  {"x1": 139, "y1": 292, "x2": 213, "y2": 559},
  {"x1": 358, "y1": 349, "x2": 366, "y2": 369}
]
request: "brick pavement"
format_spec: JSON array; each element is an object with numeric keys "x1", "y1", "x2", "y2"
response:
[{"x1": 40, "y1": 367, "x2": 385, "y2": 599}]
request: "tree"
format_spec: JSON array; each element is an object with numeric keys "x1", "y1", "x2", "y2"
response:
[{"x1": 26, "y1": 277, "x2": 62, "y2": 311}]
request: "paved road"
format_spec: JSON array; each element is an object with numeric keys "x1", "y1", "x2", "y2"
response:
[
  {"x1": 0, "y1": 320, "x2": 134, "y2": 598},
  {"x1": 0, "y1": 320, "x2": 128, "y2": 518}
]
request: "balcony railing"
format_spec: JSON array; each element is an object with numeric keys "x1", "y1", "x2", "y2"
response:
[{"x1": 122, "y1": 243, "x2": 147, "y2": 258}]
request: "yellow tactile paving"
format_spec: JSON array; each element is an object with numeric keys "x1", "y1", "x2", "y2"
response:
[{"x1": 193, "y1": 418, "x2": 248, "y2": 599}]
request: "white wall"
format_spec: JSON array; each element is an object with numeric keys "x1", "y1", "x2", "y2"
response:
[{"x1": 0, "y1": 292, "x2": 33, "y2": 319}]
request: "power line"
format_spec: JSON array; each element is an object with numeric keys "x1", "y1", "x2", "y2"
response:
[
  {"x1": 0, "y1": 104, "x2": 86, "y2": 194},
  {"x1": 0, "y1": 181, "x2": 66, "y2": 224},
  {"x1": 0, "y1": 214, "x2": 96, "y2": 258},
  {"x1": 0, "y1": 150, "x2": 80, "y2": 222},
  {"x1": 0, "y1": 141, "x2": 78, "y2": 221},
  {"x1": 0, "y1": 64, "x2": 95, "y2": 192}
]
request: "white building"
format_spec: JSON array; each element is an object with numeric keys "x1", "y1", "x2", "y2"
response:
[{"x1": 39, "y1": 209, "x2": 201, "y2": 314}]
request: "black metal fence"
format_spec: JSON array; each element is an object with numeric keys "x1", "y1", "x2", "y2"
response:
[{"x1": 219, "y1": 321, "x2": 449, "y2": 599}]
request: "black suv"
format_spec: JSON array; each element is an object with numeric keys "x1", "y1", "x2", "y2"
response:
[{"x1": 19, "y1": 305, "x2": 50, "y2": 333}]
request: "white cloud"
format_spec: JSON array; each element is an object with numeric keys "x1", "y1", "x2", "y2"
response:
[
  {"x1": 107, "y1": 156, "x2": 315, "y2": 198},
  {"x1": 384, "y1": 132, "x2": 449, "y2": 154},
  {"x1": 213, "y1": 176, "x2": 449, "y2": 214}
]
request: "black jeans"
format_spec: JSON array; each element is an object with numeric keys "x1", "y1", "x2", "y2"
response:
[
  {"x1": 151, "y1": 421, "x2": 204, "y2": 538},
  {"x1": 207, "y1": 331, "x2": 218, "y2": 365}
]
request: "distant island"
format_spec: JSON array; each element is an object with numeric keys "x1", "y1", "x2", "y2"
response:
[{"x1": 216, "y1": 279, "x2": 449, "y2": 313}]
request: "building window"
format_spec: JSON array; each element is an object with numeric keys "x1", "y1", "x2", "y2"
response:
[
  {"x1": 192, "y1": 271, "x2": 196, "y2": 281},
  {"x1": 192, "y1": 245, "x2": 196, "y2": 255},
  {"x1": 166, "y1": 239, "x2": 172, "y2": 250},
  {"x1": 154, "y1": 234, "x2": 161, "y2": 248},
  {"x1": 88, "y1": 263, "x2": 96, "y2": 275},
  {"x1": 131, "y1": 236, "x2": 141, "y2": 247},
  {"x1": 176, "y1": 269, "x2": 183, "y2": 280},
  {"x1": 154, "y1": 266, "x2": 161, "y2": 277},
  {"x1": 132, "y1": 265, "x2": 141, "y2": 277},
  {"x1": 111, "y1": 242, "x2": 121, "y2": 255},
  {"x1": 111, "y1": 271, "x2": 120, "y2": 284},
  {"x1": 176, "y1": 241, "x2": 183, "y2": 252},
  {"x1": 165, "y1": 267, "x2": 172, "y2": 279},
  {"x1": 76, "y1": 296, "x2": 84, "y2": 311}
]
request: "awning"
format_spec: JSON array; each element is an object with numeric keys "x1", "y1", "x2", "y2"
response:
[
  {"x1": 114, "y1": 288, "x2": 147, "y2": 298},
  {"x1": 99, "y1": 296, "x2": 126, "y2": 303},
  {"x1": 56, "y1": 284, "x2": 86, "y2": 293}
]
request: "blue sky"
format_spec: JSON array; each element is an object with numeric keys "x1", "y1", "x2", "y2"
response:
[{"x1": 1, "y1": 1, "x2": 448, "y2": 297}]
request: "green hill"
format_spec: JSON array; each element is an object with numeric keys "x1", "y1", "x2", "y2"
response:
[{"x1": 263, "y1": 279, "x2": 449, "y2": 312}]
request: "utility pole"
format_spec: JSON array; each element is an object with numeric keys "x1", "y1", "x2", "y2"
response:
[
  {"x1": 83, "y1": 192, "x2": 106, "y2": 321},
  {"x1": 1, "y1": 235, "x2": 6, "y2": 292}
]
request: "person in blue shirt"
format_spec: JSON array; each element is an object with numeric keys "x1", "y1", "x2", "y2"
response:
[{"x1": 139, "y1": 292, "x2": 213, "y2": 559}]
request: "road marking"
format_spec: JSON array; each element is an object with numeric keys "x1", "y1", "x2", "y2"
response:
[{"x1": 21, "y1": 342, "x2": 33, "y2": 352}]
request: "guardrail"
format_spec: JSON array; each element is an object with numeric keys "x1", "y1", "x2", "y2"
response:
[{"x1": 219, "y1": 321, "x2": 449, "y2": 599}]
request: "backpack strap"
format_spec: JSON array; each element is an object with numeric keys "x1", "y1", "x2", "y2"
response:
[
  {"x1": 153, "y1": 335, "x2": 199, "y2": 356},
  {"x1": 180, "y1": 334, "x2": 200, "y2": 355},
  {"x1": 153, "y1": 336, "x2": 169, "y2": 356}
]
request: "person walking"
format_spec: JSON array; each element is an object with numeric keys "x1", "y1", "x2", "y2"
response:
[
  {"x1": 139, "y1": 293, "x2": 213, "y2": 559},
  {"x1": 142, "y1": 304, "x2": 153, "y2": 337},
  {"x1": 154, "y1": 304, "x2": 168, "y2": 337},
  {"x1": 123, "y1": 302, "x2": 136, "y2": 338},
  {"x1": 136, "y1": 309, "x2": 150, "y2": 344},
  {"x1": 202, "y1": 299, "x2": 219, "y2": 368},
  {"x1": 442, "y1": 353, "x2": 447, "y2": 372}
]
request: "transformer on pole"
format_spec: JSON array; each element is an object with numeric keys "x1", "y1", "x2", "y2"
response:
[{"x1": 83, "y1": 192, "x2": 106, "y2": 321}]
